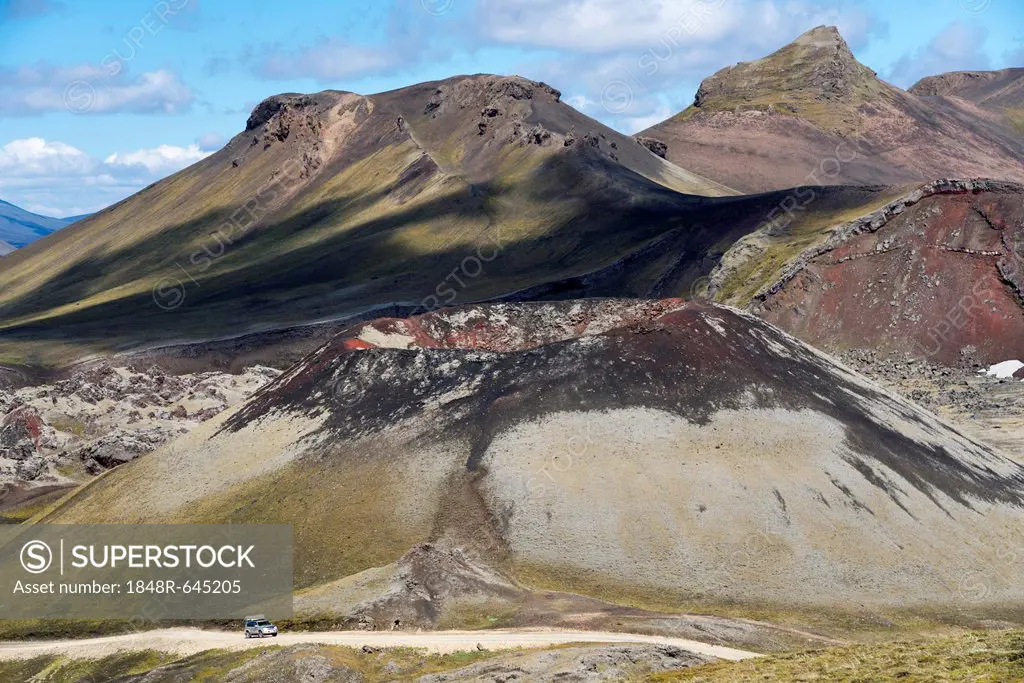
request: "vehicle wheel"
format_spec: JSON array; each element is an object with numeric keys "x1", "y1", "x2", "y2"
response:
[
  {"x1": 244, "y1": 633, "x2": 249, "y2": 639},
  {"x1": 272, "y1": 633, "x2": 278, "y2": 637}
]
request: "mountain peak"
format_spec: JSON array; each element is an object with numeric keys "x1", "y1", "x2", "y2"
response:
[
  {"x1": 688, "y1": 24, "x2": 878, "y2": 115},
  {"x1": 794, "y1": 24, "x2": 846, "y2": 47}
]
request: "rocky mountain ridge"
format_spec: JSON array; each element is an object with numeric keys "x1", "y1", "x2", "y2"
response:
[{"x1": 0, "y1": 74, "x2": 731, "y2": 368}]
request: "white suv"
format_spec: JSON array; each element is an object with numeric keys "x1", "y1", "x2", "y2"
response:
[{"x1": 243, "y1": 615, "x2": 278, "y2": 638}]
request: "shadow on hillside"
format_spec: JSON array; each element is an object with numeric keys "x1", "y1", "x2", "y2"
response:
[{"x1": 0, "y1": 149, "x2": 882, "y2": 360}]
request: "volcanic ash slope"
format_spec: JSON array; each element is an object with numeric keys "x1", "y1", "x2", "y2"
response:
[{"x1": 46, "y1": 300, "x2": 1024, "y2": 614}]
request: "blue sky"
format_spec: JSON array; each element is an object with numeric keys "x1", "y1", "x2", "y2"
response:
[{"x1": 0, "y1": 0, "x2": 1021, "y2": 216}]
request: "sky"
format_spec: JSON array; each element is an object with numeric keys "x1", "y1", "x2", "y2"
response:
[{"x1": 0, "y1": 0, "x2": 1021, "y2": 217}]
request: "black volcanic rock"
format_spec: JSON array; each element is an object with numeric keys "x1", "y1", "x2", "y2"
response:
[
  {"x1": 246, "y1": 93, "x2": 316, "y2": 130},
  {"x1": 635, "y1": 135, "x2": 668, "y2": 158}
]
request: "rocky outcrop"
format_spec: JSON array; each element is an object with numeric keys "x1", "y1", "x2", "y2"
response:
[
  {"x1": 416, "y1": 644, "x2": 711, "y2": 681},
  {"x1": 746, "y1": 179, "x2": 1019, "y2": 305},
  {"x1": 688, "y1": 25, "x2": 877, "y2": 113},
  {"x1": 297, "y1": 542, "x2": 524, "y2": 630},
  {"x1": 424, "y1": 75, "x2": 560, "y2": 119},
  {"x1": 0, "y1": 406, "x2": 51, "y2": 481},
  {"x1": 246, "y1": 93, "x2": 316, "y2": 131},
  {"x1": 839, "y1": 347, "x2": 1024, "y2": 462},
  {"x1": 747, "y1": 179, "x2": 1024, "y2": 364},
  {"x1": 0, "y1": 364, "x2": 280, "y2": 485},
  {"x1": 635, "y1": 135, "x2": 668, "y2": 158},
  {"x1": 74, "y1": 429, "x2": 174, "y2": 474}
]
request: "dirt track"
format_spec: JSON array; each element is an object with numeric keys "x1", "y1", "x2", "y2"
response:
[{"x1": 0, "y1": 627, "x2": 760, "y2": 661}]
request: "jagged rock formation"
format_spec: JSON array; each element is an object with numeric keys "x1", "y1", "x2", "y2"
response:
[
  {"x1": 44, "y1": 299, "x2": 1024, "y2": 617},
  {"x1": 643, "y1": 26, "x2": 1024, "y2": 192}
]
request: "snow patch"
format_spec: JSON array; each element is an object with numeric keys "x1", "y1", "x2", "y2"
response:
[
  {"x1": 357, "y1": 325, "x2": 416, "y2": 349},
  {"x1": 702, "y1": 315, "x2": 728, "y2": 337},
  {"x1": 982, "y1": 360, "x2": 1024, "y2": 380},
  {"x1": 748, "y1": 328, "x2": 792, "y2": 358}
]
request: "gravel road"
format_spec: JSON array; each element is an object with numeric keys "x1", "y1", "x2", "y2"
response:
[{"x1": 0, "y1": 627, "x2": 760, "y2": 661}]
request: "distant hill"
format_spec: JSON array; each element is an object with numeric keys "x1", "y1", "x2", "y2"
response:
[
  {"x1": 910, "y1": 68, "x2": 1024, "y2": 109},
  {"x1": 910, "y1": 68, "x2": 1024, "y2": 136},
  {"x1": 0, "y1": 73, "x2": 746, "y2": 365},
  {"x1": 0, "y1": 70, "x2": 1021, "y2": 370},
  {"x1": 642, "y1": 26, "x2": 1024, "y2": 193},
  {"x1": 0, "y1": 199, "x2": 88, "y2": 251},
  {"x1": 61, "y1": 213, "x2": 94, "y2": 223}
]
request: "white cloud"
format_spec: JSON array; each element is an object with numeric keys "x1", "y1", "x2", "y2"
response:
[
  {"x1": 887, "y1": 22, "x2": 990, "y2": 87},
  {"x1": 564, "y1": 94, "x2": 596, "y2": 111},
  {"x1": 476, "y1": 0, "x2": 886, "y2": 130},
  {"x1": 0, "y1": 138, "x2": 211, "y2": 216},
  {"x1": 477, "y1": 0, "x2": 881, "y2": 54},
  {"x1": 0, "y1": 64, "x2": 195, "y2": 115},
  {"x1": 478, "y1": 0, "x2": 724, "y2": 52},
  {"x1": 20, "y1": 202, "x2": 86, "y2": 217},
  {"x1": 252, "y1": 39, "x2": 396, "y2": 82},
  {"x1": 0, "y1": 137, "x2": 95, "y2": 175},
  {"x1": 196, "y1": 132, "x2": 225, "y2": 151},
  {"x1": 620, "y1": 103, "x2": 675, "y2": 134},
  {"x1": 105, "y1": 144, "x2": 211, "y2": 174}
]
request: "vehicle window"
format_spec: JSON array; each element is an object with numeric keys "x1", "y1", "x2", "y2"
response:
[{"x1": 257, "y1": 620, "x2": 270, "y2": 626}]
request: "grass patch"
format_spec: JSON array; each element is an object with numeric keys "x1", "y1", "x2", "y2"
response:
[
  {"x1": 178, "y1": 457, "x2": 435, "y2": 590},
  {"x1": 714, "y1": 188, "x2": 909, "y2": 306},
  {"x1": 1003, "y1": 107, "x2": 1024, "y2": 136},
  {"x1": 0, "y1": 644, "x2": 513, "y2": 682},
  {"x1": 0, "y1": 656, "x2": 60, "y2": 682},
  {"x1": 434, "y1": 601, "x2": 521, "y2": 631},
  {"x1": 651, "y1": 629, "x2": 1024, "y2": 682},
  {"x1": 0, "y1": 488, "x2": 72, "y2": 524},
  {"x1": 0, "y1": 651, "x2": 172, "y2": 682},
  {"x1": 0, "y1": 619, "x2": 171, "y2": 641},
  {"x1": 511, "y1": 561, "x2": 1018, "y2": 643},
  {"x1": 48, "y1": 416, "x2": 89, "y2": 438}
]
